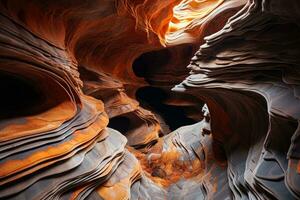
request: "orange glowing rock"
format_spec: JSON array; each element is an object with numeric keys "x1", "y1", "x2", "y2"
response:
[{"x1": 165, "y1": 0, "x2": 224, "y2": 44}]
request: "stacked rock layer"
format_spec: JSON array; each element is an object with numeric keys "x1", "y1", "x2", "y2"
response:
[{"x1": 0, "y1": 0, "x2": 299, "y2": 199}]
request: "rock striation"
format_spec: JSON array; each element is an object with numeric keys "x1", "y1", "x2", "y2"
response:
[
  {"x1": 0, "y1": 0, "x2": 300, "y2": 199},
  {"x1": 174, "y1": 0, "x2": 300, "y2": 199}
]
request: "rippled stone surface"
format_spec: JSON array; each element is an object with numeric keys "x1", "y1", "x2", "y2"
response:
[{"x1": 0, "y1": 0, "x2": 299, "y2": 199}]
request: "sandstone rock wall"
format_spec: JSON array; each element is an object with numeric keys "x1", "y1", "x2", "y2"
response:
[{"x1": 0, "y1": 0, "x2": 299, "y2": 199}]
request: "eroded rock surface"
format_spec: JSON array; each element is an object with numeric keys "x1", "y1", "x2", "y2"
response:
[{"x1": 0, "y1": 0, "x2": 299, "y2": 199}]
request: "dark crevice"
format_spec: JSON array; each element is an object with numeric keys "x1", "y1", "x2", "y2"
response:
[
  {"x1": 132, "y1": 48, "x2": 172, "y2": 78},
  {"x1": 107, "y1": 116, "x2": 131, "y2": 134},
  {"x1": 0, "y1": 72, "x2": 44, "y2": 119},
  {"x1": 136, "y1": 86, "x2": 197, "y2": 132},
  {"x1": 132, "y1": 45, "x2": 195, "y2": 85},
  {"x1": 131, "y1": 45, "x2": 201, "y2": 133}
]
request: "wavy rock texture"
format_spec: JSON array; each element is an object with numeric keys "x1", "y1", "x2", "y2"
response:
[
  {"x1": 175, "y1": 0, "x2": 300, "y2": 199},
  {"x1": 0, "y1": 0, "x2": 299, "y2": 199}
]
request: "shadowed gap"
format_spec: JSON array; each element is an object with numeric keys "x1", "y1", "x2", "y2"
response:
[
  {"x1": 0, "y1": 72, "x2": 44, "y2": 119},
  {"x1": 107, "y1": 116, "x2": 131, "y2": 134},
  {"x1": 136, "y1": 86, "x2": 196, "y2": 131}
]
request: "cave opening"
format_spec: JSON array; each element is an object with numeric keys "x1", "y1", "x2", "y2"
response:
[
  {"x1": 132, "y1": 48, "x2": 172, "y2": 78},
  {"x1": 132, "y1": 45, "x2": 194, "y2": 85},
  {"x1": 132, "y1": 45, "x2": 199, "y2": 133},
  {"x1": 0, "y1": 72, "x2": 44, "y2": 119},
  {"x1": 136, "y1": 86, "x2": 196, "y2": 132},
  {"x1": 107, "y1": 115, "x2": 131, "y2": 134}
]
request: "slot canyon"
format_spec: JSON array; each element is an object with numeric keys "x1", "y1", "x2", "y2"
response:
[{"x1": 0, "y1": 0, "x2": 300, "y2": 199}]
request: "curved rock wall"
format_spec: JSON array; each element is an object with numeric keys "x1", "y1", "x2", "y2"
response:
[
  {"x1": 0, "y1": 0, "x2": 299, "y2": 199},
  {"x1": 175, "y1": 0, "x2": 300, "y2": 198}
]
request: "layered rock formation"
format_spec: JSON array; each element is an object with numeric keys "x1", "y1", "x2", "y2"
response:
[{"x1": 0, "y1": 0, "x2": 299, "y2": 199}]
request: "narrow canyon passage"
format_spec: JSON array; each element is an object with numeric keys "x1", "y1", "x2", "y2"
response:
[{"x1": 0, "y1": 0, "x2": 300, "y2": 199}]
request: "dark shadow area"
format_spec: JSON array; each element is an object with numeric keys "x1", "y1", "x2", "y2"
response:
[
  {"x1": 136, "y1": 86, "x2": 196, "y2": 131},
  {"x1": 0, "y1": 72, "x2": 44, "y2": 119},
  {"x1": 132, "y1": 48, "x2": 172, "y2": 78},
  {"x1": 107, "y1": 116, "x2": 131, "y2": 134},
  {"x1": 132, "y1": 45, "x2": 201, "y2": 132},
  {"x1": 132, "y1": 45, "x2": 195, "y2": 85}
]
